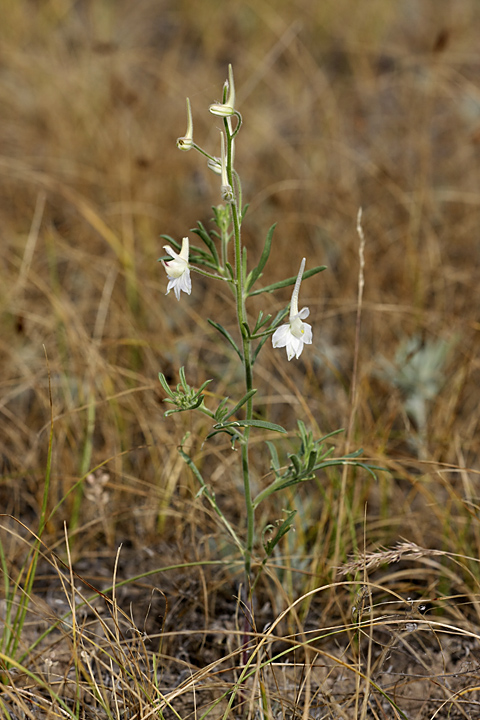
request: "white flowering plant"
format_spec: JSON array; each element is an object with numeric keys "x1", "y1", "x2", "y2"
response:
[{"x1": 158, "y1": 66, "x2": 372, "y2": 593}]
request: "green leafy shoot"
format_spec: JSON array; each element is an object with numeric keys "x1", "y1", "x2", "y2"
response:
[{"x1": 158, "y1": 368, "x2": 212, "y2": 416}]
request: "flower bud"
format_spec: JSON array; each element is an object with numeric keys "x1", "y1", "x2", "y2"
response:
[
  {"x1": 209, "y1": 64, "x2": 236, "y2": 117},
  {"x1": 207, "y1": 157, "x2": 222, "y2": 175},
  {"x1": 219, "y1": 131, "x2": 234, "y2": 203},
  {"x1": 176, "y1": 98, "x2": 194, "y2": 151}
]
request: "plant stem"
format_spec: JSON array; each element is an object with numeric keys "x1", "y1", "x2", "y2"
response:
[{"x1": 226, "y1": 119, "x2": 255, "y2": 586}]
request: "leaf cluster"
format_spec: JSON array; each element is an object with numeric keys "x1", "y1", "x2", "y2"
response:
[
  {"x1": 158, "y1": 367, "x2": 212, "y2": 417},
  {"x1": 253, "y1": 422, "x2": 377, "y2": 508}
]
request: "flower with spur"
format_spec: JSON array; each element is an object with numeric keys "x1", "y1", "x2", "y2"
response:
[
  {"x1": 272, "y1": 258, "x2": 312, "y2": 360},
  {"x1": 176, "y1": 98, "x2": 194, "y2": 151},
  {"x1": 161, "y1": 237, "x2": 191, "y2": 301},
  {"x1": 209, "y1": 64, "x2": 236, "y2": 117}
]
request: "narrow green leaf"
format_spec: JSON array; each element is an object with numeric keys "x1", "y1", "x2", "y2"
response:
[
  {"x1": 289, "y1": 453, "x2": 302, "y2": 475},
  {"x1": 345, "y1": 447, "x2": 364, "y2": 458},
  {"x1": 192, "y1": 222, "x2": 220, "y2": 267},
  {"x1": 214, "y1": 396, "x2": 230, "y2": 422},
  {"x1": 205, "y1": 426, "x2": 245, "y2": 443},
  {"x1": 252, "y1": 334, "x2": 270, "y2": 364},
  {"x1": 196, "y1": 378, "x2": 213, "y2": 395},
  {"x1": 225, "y1": 261, "x2": 235, "y2": 280},
  {"x1": 306, "y1": 449, "x2": 318, "y2": 474},
  {"x1": 252, "y1": 310, "x2": 270, "y2": 334},
  {"x1": 241, "y1": 321, "x2": 252, "y2": 339},
  {"x1": 271, "y1": 458, "x2": 377, "y2": 493},
  {"x1": 265, "y1": 440, "x2": 280, "y2": 472},
  {"x1": 314, "y1": 428, "x2": 345, "y2": 444},
  {"x1": 179, "y1": 366, "x2": 188, "y2": 392},
  {"x1": 242, "y1": 245, "x2": 247, "y2": 283},
  {"x1": 248, "y1": 265, "x2": 327, "y2": 297},
  {"x1": 164, "y1": 406, "x2": 184, "y2": 417},
  {"x1": 246, "y1": 223, "x2": 276, "y2": 292},
  {"x1": 158, "y1": 233, "x2": 179, "y2": 249},
  {"x1": 208, "y1": 319, "x2": 243, "y2": 361},
  {"x1": 264, "y1": 510, "x2": 297, "y2": 555},
  {"x1": 158, "y1": 372, "x2": 175, "y2": 399},
  {"x1": 213, "y1": 419, "x2": 287, "y2": 433},
  {"x1": 224, "y1": 389, "x2": 257, "y2": 421},
  {"x1": 317, "y1": 445, "x2": 335, "y2": 462}
]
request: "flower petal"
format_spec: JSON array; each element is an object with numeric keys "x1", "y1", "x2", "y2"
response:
[
  {"x1": 301, "y1": 322, "x2": 313, "y2": 345},
  {"x1": 162, "y1": 239, "x2": 191, "y2": 300},
  {"x1": 163, "y1": 245, "x2": 178, "y2": 260},
  {"x1": 272, "y1": 324, "x2": 291, "y2": 349},
  {"x1": 179, "y1": 237, "x2": 189, "y2": 262}
]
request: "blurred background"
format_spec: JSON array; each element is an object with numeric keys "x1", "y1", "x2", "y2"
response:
[{"x1": 1, "y1": 0, "x2": 480, "y2": 568}]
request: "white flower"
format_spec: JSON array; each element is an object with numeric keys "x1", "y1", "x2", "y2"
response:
[
  {"x1": 272, "y1": 258, "x2": 312, "y2": 360},
  {"x1": 209, "y1": 64, "x2": 236, "y2": 117},
  {"x1": 161, "y1": 237, "x2": 191, "y2": 301}
]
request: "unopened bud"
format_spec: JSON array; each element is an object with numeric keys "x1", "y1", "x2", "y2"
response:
[
  {"x1": 209, "y1": 64, "x2": 236, "y2": 117},
  {"x1": 176, "y1": 98, "x2": 194, "y2": 151}
]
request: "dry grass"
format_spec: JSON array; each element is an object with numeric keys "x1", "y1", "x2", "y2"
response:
[{"x1": 1, "y1": 0, "x2": 480, "y2": 717}]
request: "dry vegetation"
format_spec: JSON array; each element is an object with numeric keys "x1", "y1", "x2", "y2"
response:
[{"x1": 1, "y1": 0, "x2": 480, "y2": 718}]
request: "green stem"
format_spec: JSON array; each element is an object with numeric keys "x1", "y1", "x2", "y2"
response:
[
  {"x1": 225, "y1": 118, "x2": 255, "y2": 585},
  {"x1": 190, "y1": 266, "x2": 230, "y2": 282}
]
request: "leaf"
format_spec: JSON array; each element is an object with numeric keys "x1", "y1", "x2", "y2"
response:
[
  {"x1": 289, "y1": 453, "x2": 302, "y2": 475},
  {"x1": 225, "y1": 261, "x2": 235, "y2": 280},
  {"x1": 252, "y1": 310, "x2": 272, "y2": 334},
  {"x1": 205, "y1": 425, "x2": 245, "y2": 443},
  {"x1": 214, "y1": 396, "x2": 230, "y2": 422},
  {"x1": 196, "y1": 378, "x2": 214, "y2": 395},
  {"x1": 158, "y1": 233, "x2": 179, "y2": 249},
  {"x1": 248, "y1": 265, "x2": 327, "y2": 297},
  {"x1": 263, "y1": 510, "x2": 297, "y2": 555},
  {"x1": 208, "y1": 319, "x2": 243, "y2": 361},
  {"x1": 224, "y1": 389, "x2": 257, "y2": 421},
  {"x1": 265, "y1": 441, "x2": 280, "y2": 473},
  {"x1": 179, "y1": 366, "x2": 188, "y2": 392},
  {"x1": 242, "y1": 245, "x2": 247, "y2": 282},
  {"x1": 158, "y1": 372, "x2": 174, "y2": 399},
  {"x1": 306, "y1": 448, "x2": 318, "y2": 474},
  {"x1": 191, "y1": 222, "x2": 220, "y2": 267},
  {"x1": 252, "y1": 334, "x2": 270, "y2": 364},
  {"x1": 241, "y1": 321, "x2": 252, "y2": 339},
  {"x1": 270, "y1": 458, "x2": 377, "y2": 493},
  {"x1": 245, "y1": 224, "x2": 276, "y2": 292},
  {"x1": 213, "y1": 419, "x2": 287, "y2": 433}
]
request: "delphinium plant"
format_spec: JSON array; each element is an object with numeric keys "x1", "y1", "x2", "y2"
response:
[{"x1": 158, "y1": 65, "x2": 370, "y2": 602}]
